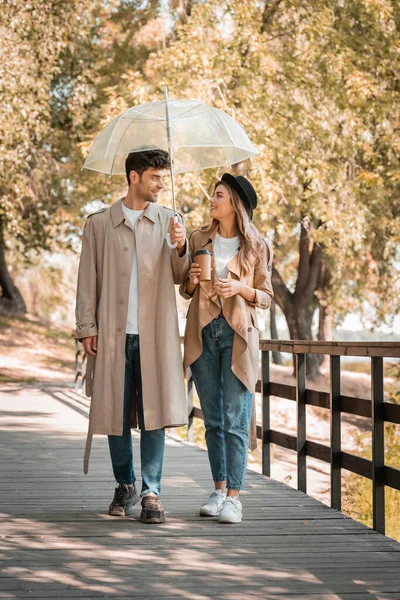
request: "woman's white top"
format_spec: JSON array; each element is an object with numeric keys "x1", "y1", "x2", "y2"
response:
[{"x1": 213, "y1": 232, "x2": 240, "y2": 278}]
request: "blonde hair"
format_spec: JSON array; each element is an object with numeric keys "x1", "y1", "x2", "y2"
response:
[{"x1": 201, "y1": 181, "x2": 263, "y2": 277}]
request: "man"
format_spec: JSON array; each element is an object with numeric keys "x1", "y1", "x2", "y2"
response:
[{"x1": 75, "y1": 149, "x2": 190, "y2": 524}]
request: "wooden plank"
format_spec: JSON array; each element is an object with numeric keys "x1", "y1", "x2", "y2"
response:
[
  {"x1": 385, "y1": 466, "x2": 400, "y2": 492},
  {"x1": 1, "y1": 384, "x2": 400, "y2": 600}
]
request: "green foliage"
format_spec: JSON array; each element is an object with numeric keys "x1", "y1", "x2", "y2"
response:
[
  {"x1": 95, "y1": 0, "x2": 400, "y2": 327},
  {"x1": 0, "y1": 0, "x2": 164, "y2": 264}
]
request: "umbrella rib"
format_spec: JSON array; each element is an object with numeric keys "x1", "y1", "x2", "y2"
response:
[
  {"x1": 102, "y1": 116, "x2": 123, "y2": 161},
  {"x1": 212, "y1": 109, "x2": 237, "y2": 151},
  {"x1": 165, "y1": 102, "x2": 204, "y2": 120},
  {"x1": 120, "y1": 102, "x2": 205, "y2": 123},
  {"x1": 109, "y1": 118, "x2": 136, "y2": 175},
  {"x1": 206, "y1": 119, "x2": 232, "y2": 168}
]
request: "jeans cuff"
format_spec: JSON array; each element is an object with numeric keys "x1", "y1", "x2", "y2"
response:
[
  {"x1": 227, "y1": 485, "x2": 243, "y2": 491},
  {"x1": 141, "y1": 489, "x2": 159, "y2": 497},
  {"x1": 213, "y1": 477, "x2": 227, "y2": 482},
  {"x1": 117, "y1": 479, "x2": 136, "y2": 485}
]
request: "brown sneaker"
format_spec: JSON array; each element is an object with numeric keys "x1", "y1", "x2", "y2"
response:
[
  {"x1": 108, "y1": 483, "x2": 139, "y2": 517},
  {"x1": 140, "y1": 494, "x2": 166, "y2": 524}
]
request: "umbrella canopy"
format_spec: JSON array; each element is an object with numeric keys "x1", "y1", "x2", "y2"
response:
[{"x1": 83, "y1": 99, "x2": 258, "y2": 176}]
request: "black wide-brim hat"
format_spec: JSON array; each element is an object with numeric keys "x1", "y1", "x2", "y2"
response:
[{"x1": 221, "y1": 173, "x2": 257, "y2": 220}]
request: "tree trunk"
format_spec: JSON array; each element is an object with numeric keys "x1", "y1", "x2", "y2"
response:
[
  {"x1": 316, "y1": 264, "x2": 333, "y2": 369},
  {"x1": 281, "y1": 300, "x2": 321, "y2": 380},
  {"x1": 271, "y1": 217, "x2": 324, "y2": 381},
  {"x1": 270, "y1": 299, "x2": 283, "y2": 365},
  {"x1": 317, "y1": 303, "x2": 333, "y2": 370},
  {"x1": 0, "y1": 217, "x2": 26, "y2": 314}
]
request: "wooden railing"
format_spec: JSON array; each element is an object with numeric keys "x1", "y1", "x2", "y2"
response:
[
  {"x1": 74, "y1": 337, "x2": 400, "y2": 535},
  {"x1": 187, "y1": 340, "x2": 400, "y2": 536}
]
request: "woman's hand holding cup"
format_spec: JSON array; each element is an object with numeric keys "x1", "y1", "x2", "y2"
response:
[{"x1": 189, "y1": 262, "x2": 202, "y2": 286}]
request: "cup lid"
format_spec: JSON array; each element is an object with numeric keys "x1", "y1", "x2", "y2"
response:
[{"x1": 194, "y1": 250, "x2": 212, "y2": 256}]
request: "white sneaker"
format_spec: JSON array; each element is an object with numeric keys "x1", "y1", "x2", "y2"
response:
[
  {"x1": 218, "y1": 496, "x2": 243, "y2": 524},
  {"x1": 199, "y1": 490, "x2": 227, "y2": 517}
]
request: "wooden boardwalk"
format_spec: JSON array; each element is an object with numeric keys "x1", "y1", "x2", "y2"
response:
[{"x1": 1, "y1": 384, "x2": 400, "y2": 600}]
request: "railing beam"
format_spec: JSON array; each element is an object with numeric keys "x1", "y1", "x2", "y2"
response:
[
  {"x1": 372, "y1": 356, "x2": 385, "y2": 534},
  {"x1": 330, "y1": 355, "x2": 341, "y2": 511},
  {"x1": 296, "y1": 353, "x2": 307, "y2": 493},
  {"x1": 262, "y1": 350, "x2": 271, "y2": 477}
]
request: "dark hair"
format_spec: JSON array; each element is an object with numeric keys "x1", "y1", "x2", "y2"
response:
[{"x1": 125, "y1": 149, "x2": 170, "y2": 185}]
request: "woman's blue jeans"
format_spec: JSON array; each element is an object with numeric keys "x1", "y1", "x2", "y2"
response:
[
  {"x1": 108, "y1": 334, "x2": 165, "y2": 496},
  {"x1": 190, "y1": 317, "x2": 253, "y2": 490}
]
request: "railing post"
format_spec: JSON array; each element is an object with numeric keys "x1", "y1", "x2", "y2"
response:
[
  {"x1": 372, "y1": 356, "x2": 385, "y2": 534},
  {"x1": 187, "y1": 367, "x2": 194, "y2": 443},
  {"x1": 296, "y1": 353, "x2": 307, "y2": 493},
  {"x1": 262, "y1": 350, "x2": 271, "y2": 477},
  {"x1": 330, "y1": 355, "x2": 341, "y2": 510}
]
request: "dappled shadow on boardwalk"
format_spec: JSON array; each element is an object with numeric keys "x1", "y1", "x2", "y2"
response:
[{"x1": 0, "y1": 385, "x2": 400, "y2": 599}]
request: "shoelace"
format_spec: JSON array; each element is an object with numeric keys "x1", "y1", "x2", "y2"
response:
[
  {"x1": 143, "y1": 495, "x2": 161, "y2": 510},
  {"x1": 203, "y1": 491, "x2": 223, "y2": 505},
  {"x1": 224, "y1": 497, "x2": 241, "y2": 513},
  {"x1": 114, "y1": 484, "x2": 130, "y2": 504}
]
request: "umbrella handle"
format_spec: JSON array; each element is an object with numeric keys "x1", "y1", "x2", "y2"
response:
[{"x1": 166, "y1": 215, "x2": 178, "y2": 249}]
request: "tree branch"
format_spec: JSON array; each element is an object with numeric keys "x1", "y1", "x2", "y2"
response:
[
  {"x1": 272, "y1": 266, "x2": 293, "y2": 315},
  {"x1": 295, "y1": 221, "x2": 311, "y2": 297},
  {"x1": 304, "y1": 241, "x2": 323, "y2": 302},
  {"x1": 261, "y1": 0, "x2": 284, "y2": 34}
]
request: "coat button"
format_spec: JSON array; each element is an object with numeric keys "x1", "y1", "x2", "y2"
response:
[
  {"x1": 119, "y1": 299, "x2": 124, "y2": 304},
  {"x1": 123, "y1": 246, "x2": 128, "y2": 251},
  {"x1": 121, "y1": 272, "x2": 126, "y2": 277},
  {"x1": 248, "y1": 327, "x2": 252, "y2": 332},
  {"x1": 117, "y1": 327, "x2": 122, "y2": 332}
]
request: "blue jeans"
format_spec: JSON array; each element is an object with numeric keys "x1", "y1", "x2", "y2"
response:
[
  {"x1": 190, "y1": 317, "x2": 253, "y2": 490},
  {"x1": 108, "y1": 334, "x2": 165, "y2": 496}
]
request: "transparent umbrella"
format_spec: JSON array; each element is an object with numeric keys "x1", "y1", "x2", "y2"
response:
[{"x1": 83, "y1": 87, "x2": 258, "y2": 247}]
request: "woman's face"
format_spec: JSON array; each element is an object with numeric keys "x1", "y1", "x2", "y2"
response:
[{"x1": 209, "y1": 184, "x2": 236, "y2": 221}]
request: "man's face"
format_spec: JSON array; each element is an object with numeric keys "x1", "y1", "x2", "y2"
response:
[{"x1": 133, "y1": 168, "x2": 166, "y2": 203}]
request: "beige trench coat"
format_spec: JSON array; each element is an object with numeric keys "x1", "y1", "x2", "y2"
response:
[
  {"x1": 179, "y1": 228, "x2": 273, "y2": 450},
  {"x1": 75, "y1": 199, "x2": 190, "y2": 473}
]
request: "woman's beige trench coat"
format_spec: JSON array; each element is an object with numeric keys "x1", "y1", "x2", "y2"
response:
[
  {"x1": 179, "y1": 228, "x2": 274, "y2": 450},
  {"x1": 75, "y1": 199, "x2": 190, "y2": 473}
]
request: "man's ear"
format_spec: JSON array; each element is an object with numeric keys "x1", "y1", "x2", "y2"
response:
[{"x1": 129, "y1": 170, "x2": 139, "y2": 185}]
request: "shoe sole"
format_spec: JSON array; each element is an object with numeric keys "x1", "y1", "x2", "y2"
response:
[
  {"x1": 108, "y1": 490, "x2": 140, "y2": 517},
  {"x1": 219, "y1": 516, "x2": 242, "y2": 524},
  {"x1": 200, "y1": 509, "x2": 220, "y2": 517},
  {"x1": 140, "y1": 514, "x2": 166, "y2": 524},
  {"x1": 140, "y1": 513, "x2": 165, "y2": 525}
]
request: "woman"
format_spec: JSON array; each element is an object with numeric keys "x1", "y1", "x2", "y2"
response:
[{"x1": 180, "y1": 173, "x2": 273, "y2": 524}]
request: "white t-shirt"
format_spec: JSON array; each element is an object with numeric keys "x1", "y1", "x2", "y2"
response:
[
  {"x1": 122, "y1": 203, "x2": 144, "y2": 334},
  {"x1": 213, "y1": 232, "x2": 240, "y2": 278}
]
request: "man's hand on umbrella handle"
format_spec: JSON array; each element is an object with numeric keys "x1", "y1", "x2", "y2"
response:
[
  {"x1": 170, "y1": 217, "x2": 186, "y2": 249},
  {"x1": 83, "y1": 336, "x2": 97, "y2": 357}
]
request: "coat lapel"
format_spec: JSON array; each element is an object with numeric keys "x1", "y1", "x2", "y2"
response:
[{"x1": 227, "y1": 254, "x2": 241, "y2": 279}]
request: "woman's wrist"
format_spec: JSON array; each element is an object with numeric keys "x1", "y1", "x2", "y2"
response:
[{"x1": 240, "y1": 283, "x2": 256, "y2": 303}]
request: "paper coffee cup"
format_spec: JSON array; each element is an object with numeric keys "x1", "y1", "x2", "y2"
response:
[{"x1": 194, "y1": 250, "x2": 212, "y2": 281}]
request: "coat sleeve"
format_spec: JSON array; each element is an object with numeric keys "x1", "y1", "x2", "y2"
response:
[
  {"x1": 247, "y1": 238, "x2": 274, "y2": 310},
  {"x1": 179, "y1": 231, "x2": 196, "y2": 299},
  {"x1": 170, "y1": 213, "x2": 190, "y2": 284},
  {"x1": 74, "y1": 217, "x2": 98, "y2": 340}
]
